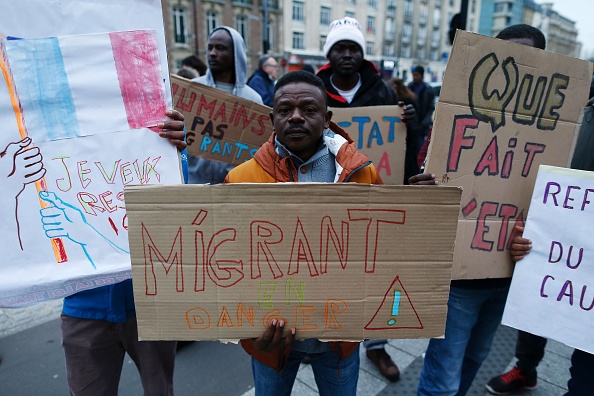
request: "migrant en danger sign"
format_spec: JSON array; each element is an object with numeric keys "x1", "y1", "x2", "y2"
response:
[{"x1": 125, "y1": 183, "x2": 461, "y2": 341}]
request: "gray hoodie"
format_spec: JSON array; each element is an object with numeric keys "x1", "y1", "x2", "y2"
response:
[{"x1": 188, "y1": 26, "x2": 263, "y2": 184}]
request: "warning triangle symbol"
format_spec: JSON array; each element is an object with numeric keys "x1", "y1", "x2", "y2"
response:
[{"x1": 364, "y1": 276, "x2": 424, "y2": 330}]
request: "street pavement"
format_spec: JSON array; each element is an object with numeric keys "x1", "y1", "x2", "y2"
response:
[{"x1": 0, "y1": 300, "x2": 573, "y2": 395}]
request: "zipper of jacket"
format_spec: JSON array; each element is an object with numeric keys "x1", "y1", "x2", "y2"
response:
[{"x1": 343, "y1": 161, "x2": 372, "y2": 182}]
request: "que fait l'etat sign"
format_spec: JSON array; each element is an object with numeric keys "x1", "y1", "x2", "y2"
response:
[
  {"x1": 172, "y1": 75, "x2": 407, "y2": 184},
  {"x1": 426, "y1": 30, "x2": 593, "y2": 279},
  {"x1": 125, "y1": 183, "x2": 461, "y2": 341}
]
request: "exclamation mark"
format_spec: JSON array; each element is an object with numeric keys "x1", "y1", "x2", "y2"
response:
[{"x1": 387, "y1": 290, "x2": 401, "y2": 326}]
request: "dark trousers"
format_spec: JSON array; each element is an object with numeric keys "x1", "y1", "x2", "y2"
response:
[
  {"x1": 565, "y1": 349, "x2": 594, "y2": 396},
  {"x1": 61, "y1": 313, "x2": 177, "y2": 396},
  {"x1": 515, "y1": 331, "x2": 547, "y2": 373}
]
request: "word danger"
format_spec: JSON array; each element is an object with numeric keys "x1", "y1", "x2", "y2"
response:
[
  {"x1": 185, "y1": 278, "x2": 348, "y2": 331},
  {"x1": 141, "y1": 208, "x2": 406, "y2": 295}
]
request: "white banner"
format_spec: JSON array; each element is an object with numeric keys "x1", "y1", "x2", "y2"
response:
[{"x1": 503, "y1": 165, "x2": 594, "y2": 354}]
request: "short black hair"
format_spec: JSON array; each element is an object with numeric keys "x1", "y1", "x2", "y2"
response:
[
  {"x1": 413, "y1": 65, "x2": 425, "y2": 75},
  {"x1": 181, "y1": 55, "x2": 207, "y2": 76},
  {"x1": 273, "y1": 70, "x2": 328, "y2": 107},
  {"x1": 496, "y1": 24, "x2": 546, "y2": 50}
]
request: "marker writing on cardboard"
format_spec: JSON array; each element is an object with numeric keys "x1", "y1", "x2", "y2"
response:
[{"x1": 387, "y1": 290, "x2": 401, "y2": 326}]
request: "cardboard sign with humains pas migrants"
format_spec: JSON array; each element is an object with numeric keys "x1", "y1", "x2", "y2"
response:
[{"x1": 125, "y1": 183, "x2": 461, "y2": 341}]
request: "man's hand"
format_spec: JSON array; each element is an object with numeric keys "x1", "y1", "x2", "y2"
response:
[
  {"x1": 399, "y1": 102, "x2": 416, "y2": 125},
  {"x1": 510, "y1": 225, "x2": 532, "y2": 262},
  {"x1": 252, "y1": 319, "x2": 296, "y2": 353},
  {"x1": 157, "y1": 109, "x2": 186, "y2": 151},
  {"x1": 408, "y1": 173, "x2": 439, "y2": 185}
]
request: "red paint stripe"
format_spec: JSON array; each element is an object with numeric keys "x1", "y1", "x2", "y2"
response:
[
  {"x1": 54, "y1": 238, "x2": 68, "y2": 263},
  {"x1": 462, "y1": 198, "x2": 478, "y2": 217},
  {"x1": 109, "y1": 31, "x2": 165, "y2": 129},
  {"x1": 108, "y1": 216, "x2": 119, "y2": 236}
]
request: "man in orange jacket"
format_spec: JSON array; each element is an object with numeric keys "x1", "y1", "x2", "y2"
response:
[{"x1": 225, "y1": 70, "x2": 382, "y2": 395}]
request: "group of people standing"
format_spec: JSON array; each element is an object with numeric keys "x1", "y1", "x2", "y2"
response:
[{"x1": 52, "y1": 14, "x2": 592, "y2": 396}]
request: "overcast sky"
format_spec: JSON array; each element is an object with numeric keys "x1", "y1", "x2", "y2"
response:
[{"x1": 545, "y1": 0, "x2": 594, "y2": 59}]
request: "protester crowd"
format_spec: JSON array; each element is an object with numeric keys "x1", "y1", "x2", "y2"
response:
[{"x1": 10, "y1": 15, "x2": 593, "y2": 396}]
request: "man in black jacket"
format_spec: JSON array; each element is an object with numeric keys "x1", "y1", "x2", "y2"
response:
[
  {"x1": 316, "y1": 16, "x2": 417, "y2": 382},
  {"x1": 316, "y1": 17, "x2": 418, "y2": 188},
  {"x1": 407, "y1": 65, "x2": 435, "y2": 148}
]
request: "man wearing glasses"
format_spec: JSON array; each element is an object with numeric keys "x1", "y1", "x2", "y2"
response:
[{"x1": 248, "y1": 55, "x2": 280, "y2": 107}]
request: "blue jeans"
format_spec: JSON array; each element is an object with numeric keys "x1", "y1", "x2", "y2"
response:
[
  {"x1": 251, "y1": 345, "x2": 360, "y2": 396},
  {"x1": 417, "y1": 285, "x2": 509, "y2": 396}
]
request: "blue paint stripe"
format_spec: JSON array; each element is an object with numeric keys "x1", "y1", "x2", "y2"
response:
[
  {"x1": 6, "y1": 37, "x2": 79, "y2": 141},
  {"x1": 391, "y1": 290, "x2": 401, "y2": 316}
]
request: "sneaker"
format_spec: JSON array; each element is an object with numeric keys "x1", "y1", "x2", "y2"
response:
[
  {"x1": 366, "y1": 348, "x2": 400, "y2": 382},
  {"x1": 485, "y1": 367, "x2": 537, "y2": 394}
]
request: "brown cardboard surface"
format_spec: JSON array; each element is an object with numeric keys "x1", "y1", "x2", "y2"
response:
[
  {"x1": 171, "y1": 75, "x2": 273, "y2": 165},
  {"x1": 125, "y1": 183, "x2": 461, "y2": 341},
  {"x1": 331, "y1": 106, "x2": 407, "y2": 185},
  {"x1": 426, "y1": 30, "x2": 593, "y2": 279}
]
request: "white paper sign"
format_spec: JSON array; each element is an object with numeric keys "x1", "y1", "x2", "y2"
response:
[
  {"x1": 0, "y1": 1, "x2": 182, "y2": 307},
  {"x1": 503, "y1": 165, "x2": 594, "y2": 354}
]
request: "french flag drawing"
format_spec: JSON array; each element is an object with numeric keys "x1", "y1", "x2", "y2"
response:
[{"x1": 3, "y1": 30, "x2": 166, "y2": 142}]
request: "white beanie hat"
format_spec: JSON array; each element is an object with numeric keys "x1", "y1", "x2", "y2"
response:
[{"x1": 323, "y1": 17, "x2": 366, "y2": 58}]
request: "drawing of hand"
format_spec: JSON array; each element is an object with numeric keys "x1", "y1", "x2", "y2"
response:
[
  {"x1": 39, "y1": 191, "x2": 129, "y2": 268},
  {"x1": 1, "y1": 137, "x2": 46, "y2": 198},
  {"x1": 39, "y1": 191, "x2": 96, "y2": 246}
]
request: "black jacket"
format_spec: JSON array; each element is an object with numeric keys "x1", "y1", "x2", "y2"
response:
[{"x1": 317, "y1": 60, "x2": 418, "y2": 183}]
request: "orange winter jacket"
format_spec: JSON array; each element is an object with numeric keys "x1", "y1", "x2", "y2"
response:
[{"x1": 224, "y1": 121, "x2": 383, "y2": 372}]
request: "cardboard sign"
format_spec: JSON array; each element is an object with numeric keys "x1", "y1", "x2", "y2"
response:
[
  {"x1": 172, "y1": 77, "x2": 407, "y2": 184},
  {"x1": 172, "y1": 75, "x2": 273, "y2": 165},
  {"x1": 503, "y1": 165, "x2": 594, "y2": 354},
  {"x1": 332, "y1": 106, "x2": 407, "y2": 185},
  {"x1": 426, "y1": 30, "x2": 593, "y2": 279},
  {"x1": 0, "y1": 0, "x2": 182, "y2": 307},
  {"x1": 125, "y1": 183, "x2": 461, "y2": 341}
]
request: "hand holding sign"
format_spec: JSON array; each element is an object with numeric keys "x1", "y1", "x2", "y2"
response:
[
  {"x1": 509, "y1": 226, "x2": 532, "y2": 262},
  {"x1": 252, "y1": 319, "x2": 296, "y2": 353},
  {"x1": 1, "y1": 137, "x2": 46, "y2": 198},
  {"x1": 39, "y1": 191, "x2": 129, "y2": 268}
]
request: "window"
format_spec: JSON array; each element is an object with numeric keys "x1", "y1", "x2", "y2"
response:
[
  {"x1": 236, "y1": 15, "x2": 248, "y2": 43},
  {"x1": 383, "y1": 43, "x2": 394, "y2": 57},
  {"x1": 431, "y1": 49, "x2": 439, "y2": 61},
  {"x1": 265, "y1": 20, "x2": 273, "y2": 51},
  {"x1": 435, "y1": 0, "x2": 442, "y2": 8},
  {"x1": 293, "y1": 1, "x2": 304, "y2": 21},
  {"x1": 293, "y1": 32, "x2": 305, "y2": 49},
  {"x1": 416, "y1": 47, "x2": 425, "y2": 60},
  {"x1": 320, "y1": 35, "x2": 326, "y2": 52},
  {"x1": 417, "y1": 26, "x2": 427, "y2": 44},
  {"x1": 368, "y1": 0, "x2": 376, "y2": 8},
  {"x1": 367, "y1": 16, "x2": 375, "y2": 33},
  {"x1": 400, "y1": 44, "x2": 411, "y2": 58},
  {"x1": 433, "y1": 9, "x2": 441, "y2": 27},
  {"x1": 346, "y1": 11, "x2": 355, "y2": 19},
  {"x1": 387, "y1": 0, "x2": 396, "y2": 11},
  {"x1": 347, "y1": 0, "x2": 356, "y2": 4},
  {"x1": 402, "y1": 23, "x2": 412, "y2": 42},
  {"x1": 419, "y1": 4, "x2": 428, "y2": 24},
  {"x1": 431, "y1": 29, "x2": 440, "y2": 46},
  {"x1": 321, "y1": 6, "x2": 331, "y2": 26},
  {"x1": 206, "y1": 10, "x2": 218, "y2": 34},
  {"x1": 404, "y1": 0, "x2": 413, "y2": 19},
  {"x1": 385, "y1": 17, "x2": 395, "y2": 37},
  {"x1": 366, "y1": 42, "x2": 374, "y2": 56},
  {"x1": 173, "y1": 6, "x2": 188, "y2": 44}
]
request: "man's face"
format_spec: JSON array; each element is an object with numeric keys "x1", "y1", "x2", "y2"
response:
[
  {"x1": 412, "y1": 71, "x2": 423, "y2": 84},
  {"x1": 263, "y1": 57, "x2": 280, "y2": 79},
  {"x1": 328, "y1": 40, "x2": 363, "y2": 78},
  {"x1": 207, "y1": 29, "x2": 234, "y2": 75},
  {"x1": 271, "y1": 82, "x2": 332, "y2": 162}
]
